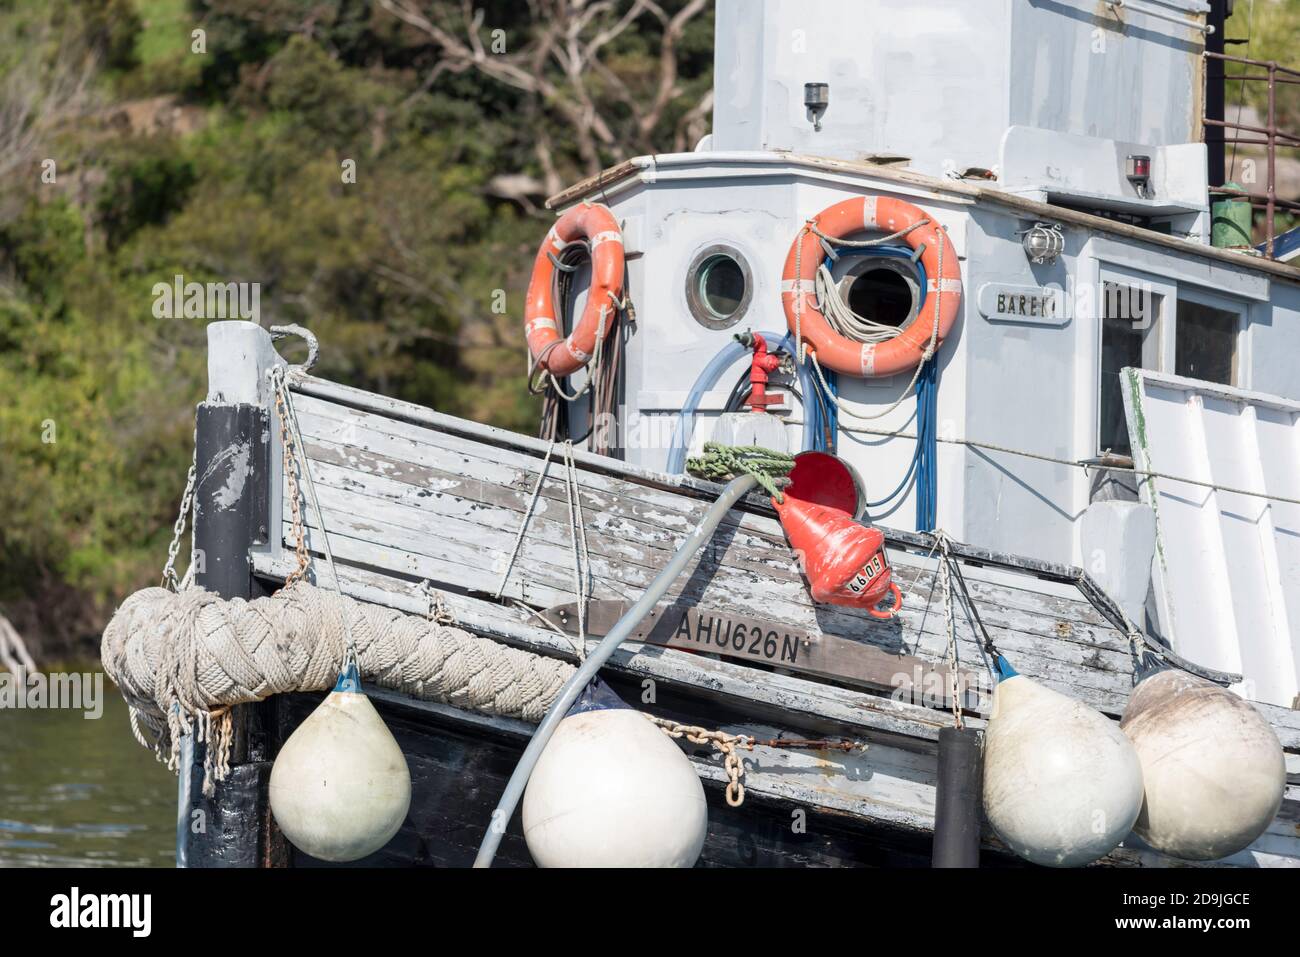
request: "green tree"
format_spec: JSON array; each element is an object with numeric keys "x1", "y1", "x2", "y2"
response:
[{"x1": 0, "y1": 0, "x2": 715, "y2": 655}]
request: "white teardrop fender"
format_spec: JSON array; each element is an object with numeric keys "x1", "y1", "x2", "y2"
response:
[{"x1": 270, "y1": 690, "x2": 412, "y2": 863}]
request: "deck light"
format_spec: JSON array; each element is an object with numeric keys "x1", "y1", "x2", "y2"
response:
[
  {"x1": 804, "y1": 82, "x2": 829, "y2": 132},
  {"x1": 1021, "y1": 222, "x2": 1064, "y2": 264}
]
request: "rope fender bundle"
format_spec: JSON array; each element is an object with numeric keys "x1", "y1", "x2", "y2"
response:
[{"x1": 101, "y1": 582, "x2": 576, "y2": 793}]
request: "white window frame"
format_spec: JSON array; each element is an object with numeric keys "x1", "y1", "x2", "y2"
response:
[
  {"x1": 1171, "y1": 283, "x2": 1249, "y2": 390},
  {"x1": 1095, "y1": 263, "x2": 1177, "y2": 455}
]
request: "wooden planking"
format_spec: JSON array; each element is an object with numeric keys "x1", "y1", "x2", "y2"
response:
[
  {"x1": 252, "y1": 551, "x2": 967, "y2": 747},
  {"x1": 292, "y1": 388, "x2": 1116, "y2": 632},
  {"x1": 279, "y1": 497, "x2": 1141, "y2": 718},
  {"x1": 285, "y1": 420, "x2": 1145, "y2": 715},
  {"x1": 288, "y1": 443, "x2": 1137, "y2": 680},
  {"x1": 296, "y1": 418, "x2": 1125, "y2": 647},
  {"x1": 287, "y1": 506, "x2": 1300, "y2": 763},
  {"x1": 277, "y1": 518, "x2": 1146, "y2": 723},
  {"x1": 289, "y1": 399, "x2": 1134, "y2": 662},
  {"x1": 283, "y1": 388, "x2": 1300, "y2": 746}
]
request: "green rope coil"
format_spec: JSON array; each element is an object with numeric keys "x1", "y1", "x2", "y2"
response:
[{"x1": 685, "y1": 442, "x2": 796, "y2": 501}]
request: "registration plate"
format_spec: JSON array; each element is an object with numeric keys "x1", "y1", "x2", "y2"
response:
[{"x1": 541, "y1": 599, "x2": 979, "y2": 707}]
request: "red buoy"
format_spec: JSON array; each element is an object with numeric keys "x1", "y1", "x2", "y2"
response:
[
  {"x1": 785, "y1": 451, "x2": 865, "y2": 518},
  {"x1": 774, "y1": 494, "x2": 902, "y2": 619}
]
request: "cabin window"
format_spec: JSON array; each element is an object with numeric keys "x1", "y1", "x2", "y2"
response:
[
  {"x1": 1098, "y1": 282, "x2": 1161, "y2": 457},
  {"x1": 1175, "y1": 301, "x2": 1238, "y2": 386},
  {"x1": 685, "y1": 245, "x2": 753, "y2": 329}
]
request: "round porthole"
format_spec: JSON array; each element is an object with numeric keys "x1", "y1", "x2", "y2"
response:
[
  {"x1": 836, "y1": 257, "x2": 922, "y2": 332},
  {"x1": 685, "y1": 245, "x2": 753, "y2": 329}
]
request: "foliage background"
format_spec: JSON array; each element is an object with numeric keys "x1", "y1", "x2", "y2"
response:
[{"x1": 0, "y1": 0, "x2": 712, "y2": 656}]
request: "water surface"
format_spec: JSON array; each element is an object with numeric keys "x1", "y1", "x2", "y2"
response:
[{"x1": 0, "y1": 674, "x2": 174, "y2": 867}]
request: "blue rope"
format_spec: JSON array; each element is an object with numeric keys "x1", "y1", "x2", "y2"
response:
[
  {"x1": 822, "y1": 368, "x2": 839, "y2": 453},
  {"x1": 856, "y1": 247, "x2": 937, "y2": 519},
  {"x1": 793, "y1": 244, "x2": 937, "y2": 521},
  {"x1": 860, "y1": 357, "x2": 936, "y2": 521},
  {"x1": 804, "y1": 362, "x2": 838, "y2": 454}
]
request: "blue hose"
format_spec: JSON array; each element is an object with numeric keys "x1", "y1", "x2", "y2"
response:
[
  {"x1": 860, "y1": 358, "x2": 937, "y2": 524},
  {"x1": 845, "y1": 246, "x2": 937, "y2": 525},
  {"x1": 796, "y1": 354, "x2": 819, "y2": 453},
  {"x1": 914, "y1": 357, "x2": 938, "y2": 531}
]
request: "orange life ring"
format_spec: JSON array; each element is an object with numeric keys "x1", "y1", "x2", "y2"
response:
[
  {"x1": 781, "y1": 196, "x2": 962, "y2": 378},
  {"x1": 525, "y1": 203, "x2": 625, "y2": 378}
]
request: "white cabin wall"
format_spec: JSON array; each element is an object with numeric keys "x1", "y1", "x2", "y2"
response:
[
  {"x1": 712, "y1": 0, "x2": 1209, "y2": 207},
  {"x1": 599, "y1": 156, "x2": 1300, "y2": 575},
  {"x1": 955, "y1": 206, "x2": 1089, "y2": 565},
  {"x1": 615, "y1": 172, "x2": 805, "y2": 465},
  {"x1": 609, "y1": 163, "x2": 972, "y2": 538},
  {"x1": 1006, "y1": 0, "x2": 1205, "y2": 146},
  {"x1": 712, "y1": 0, "x2": 1013, "y2": 175},
  {"x1": 1251, "y1": 283, "x2": 1300, "y2": 400}
]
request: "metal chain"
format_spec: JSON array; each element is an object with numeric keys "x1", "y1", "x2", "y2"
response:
[
  {"x1": 271, "y1": 368, "x2": 311, "y2": 587},
  {"x1": 646, "y1": 715, "x2": 753, "y2": 807},
  {"x1": 644, "y1": 714, "x2": 868, "y2": 808},
  {"x1": 419, "y1": 579, "x2": 457, "y2": 627},
  {"x1": 161, "y1": 446, "x2": 198, "y2": 591}
]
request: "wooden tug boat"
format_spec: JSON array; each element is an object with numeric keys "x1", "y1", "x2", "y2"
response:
[
  {"x1": 120, "y1": 0, "x2": 1300, "y2": 868},
  {"x1": 163, "y1": 313, "x2": 1299, "y2": 869}
]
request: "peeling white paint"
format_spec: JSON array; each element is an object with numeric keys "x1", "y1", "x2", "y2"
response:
[{"x1": 213, "y1": 442, "x2": 251, "y2": 510}]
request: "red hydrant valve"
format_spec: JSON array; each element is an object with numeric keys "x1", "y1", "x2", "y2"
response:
[{"x1": 738, "y1": 332, "x2": 783, "y2": 412}]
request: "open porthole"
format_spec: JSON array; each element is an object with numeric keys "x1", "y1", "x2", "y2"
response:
[
  {"x1": 685, "y1": 245, "x2": 753, "y2": 329},
  {"x1": 835, "y1": 256, "x2": 923, "y2": 332}
]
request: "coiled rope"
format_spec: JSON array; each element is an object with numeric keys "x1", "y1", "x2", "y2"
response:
[
  {"x1": 809, "y1": 220, "x2": 931, "y2": 347},
  {"x1": 101, "y1": 582, "x2": 576, "y2": 796},
  {"x1": 685, "y1": 442, "x2": 796, "y2": 501}
]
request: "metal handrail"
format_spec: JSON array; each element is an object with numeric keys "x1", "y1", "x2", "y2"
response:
[{"x1": 1204, "y1": 50, "x2": 1299, "y2": 258}]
